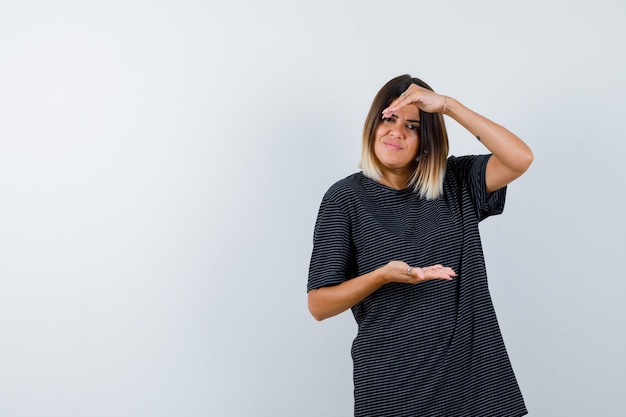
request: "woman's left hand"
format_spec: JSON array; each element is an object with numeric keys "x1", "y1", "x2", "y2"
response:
[{"x1": 382, "y1": 84, "x2": 446, "y2": 117}]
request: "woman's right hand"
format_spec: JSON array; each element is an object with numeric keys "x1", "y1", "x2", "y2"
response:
[
  {"x1": 383, "y1": 261, "x2": 456, "y2": 285},
  {"x1": 308, "y1": 261, "x2": 456, "y2": 321}
]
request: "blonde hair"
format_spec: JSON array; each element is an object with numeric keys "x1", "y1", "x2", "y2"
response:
[{"x1": 359, "y1": 75, "x2": 449, "y2": 200}]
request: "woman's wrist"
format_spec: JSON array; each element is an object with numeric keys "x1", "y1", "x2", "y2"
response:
[
  {"x1": 372, "y1": 265, "x2": 391, "y2": 285},
  {"x1": 442, "y1": 96, "x2": 459, "y2": 116}
]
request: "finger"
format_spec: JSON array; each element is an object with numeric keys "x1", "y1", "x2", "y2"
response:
[
  {"x1": 382, "y1": 88, "x2": 415, "y2": 116},
  {"x1": 430, "y1": 268, "x2": 456, "y2": 280},
  {"x1": 414, "y1": 268, "x2": 425, "y2": 280},
  {"x1": 423, "y1": 264, "x2": 444, "y2": 271},
  {"x1": 406, "y1": 265, "x2": 456, "y2": 283},
  {"x1": 425, "y1": 265, "x2": 455, "y2": 275},
  {"x1": 405, "y1": 265, "x2": 422, "y2": 282},
  {"x1": 383, "y1": 96, "x2": 413, "y2": 116},
  {"x1": 382, "y1": 102, "x2": 400, "y2": 118}
]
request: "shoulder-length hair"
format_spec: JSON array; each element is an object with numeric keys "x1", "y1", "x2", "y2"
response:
[{"x1": 359, "y1": 74, "x2": 449, "y2": 199}]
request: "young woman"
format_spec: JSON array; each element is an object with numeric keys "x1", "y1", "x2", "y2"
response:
[{"x1": 308, "y1": 74, "x2": 533, "y2": 416}]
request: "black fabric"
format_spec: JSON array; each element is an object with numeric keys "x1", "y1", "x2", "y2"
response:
[{"x1": 308, "y1": 154, "x2": 526, "y2": 417}]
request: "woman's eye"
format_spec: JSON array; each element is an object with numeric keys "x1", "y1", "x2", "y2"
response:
[
  {"x1": 407, "y1": 124, "x2": 419, "y2": 131},
  {"x1": 381, "y1": 117, "x2": 393, "y2": 122}
]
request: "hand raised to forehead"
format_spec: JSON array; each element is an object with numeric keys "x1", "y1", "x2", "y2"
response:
[{"x1": 382, "y1": 84, "x2": 447, "y2": 117}]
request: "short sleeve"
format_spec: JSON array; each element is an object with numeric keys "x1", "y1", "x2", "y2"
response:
[
  {"x1": 448, "y1": 154, "x2": 506, "y2": 222},
  {"x1": 307, "y1": 196, "x2": 356, "y2": 292}
]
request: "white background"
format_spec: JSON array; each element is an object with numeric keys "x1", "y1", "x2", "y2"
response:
[{"x1": 1, "y1": 1, "x2": 625, "y2": 416}]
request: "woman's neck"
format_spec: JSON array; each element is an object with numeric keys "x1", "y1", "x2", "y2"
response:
[{"x1": 378, "y1": 170, "x2": 410, "y2": 190}]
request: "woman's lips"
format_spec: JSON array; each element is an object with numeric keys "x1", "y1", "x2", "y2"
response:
[{"x1": 383, "y1": 140, "x2": 402, "y2": 150}]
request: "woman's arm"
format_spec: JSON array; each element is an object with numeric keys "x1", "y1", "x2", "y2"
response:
[
  {"x1": 308, "y1": 262, "x2": 456, "y2": 321},
  {"x1": 443, "y1": 97, "x2": 533, "y2": 192}
]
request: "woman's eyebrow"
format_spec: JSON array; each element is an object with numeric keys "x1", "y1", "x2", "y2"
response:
[
  {"x1": 389, "y1": 114, "x2": 420, "y2": 122},
  {"x1": 387, "y1": 113, "x2": 420, "y2": 124}
]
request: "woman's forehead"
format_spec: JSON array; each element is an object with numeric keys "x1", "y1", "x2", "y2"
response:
[{"x1": 393, "y1": 103, "x2": 420, "y2": 119}]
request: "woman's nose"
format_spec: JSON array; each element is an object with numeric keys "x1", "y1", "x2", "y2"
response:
[{"x1": 389, "y1": 122, "x2": 404, "y2": 138}]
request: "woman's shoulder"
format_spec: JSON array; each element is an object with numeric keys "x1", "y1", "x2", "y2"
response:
[
  {"x1": 323, "y1": 172, "x2": 364, "y2": 201},
  {"x1": 445, "y1": 154, "x2": 492, "y2": 177},
  {"x1": 446, "y1": 154, "x2": 484, "y2": 166}
]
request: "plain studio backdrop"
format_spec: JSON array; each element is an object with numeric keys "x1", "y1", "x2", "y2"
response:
[{"x1": 1, "y1": 1, "x2": 624, "y2": 416}]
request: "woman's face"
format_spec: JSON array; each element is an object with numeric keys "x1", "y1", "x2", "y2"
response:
[{"x1": 373, "y1": 103, "x2": 421, "y2": 176}]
